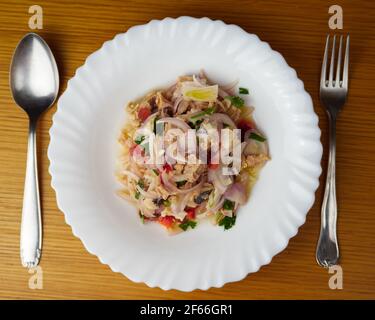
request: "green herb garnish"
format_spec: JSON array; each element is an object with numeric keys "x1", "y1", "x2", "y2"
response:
[
  {"x1": 225, "y1": 96, "x2": 245, "y2": 108},
  {"x1": 152, "y1": 169, "x2": 159, "y2": 176},
  {"x1": 135, "y1": 179, "x2": 145, "y2": 199},
  {"x1": 239, "y1": 87, "x2": 249, "y2": 95},
  {"x1": 218, "y1": 216, "x2": 236, "y2": 230},
  {"x1": 223, "y1": 199, "x2": 235, "y2": 211},
  {"x1": 176, "y1": 180, "x2": 187, "y2": 188},
  {"x1": 137, "y1": 179, "x2": 145, "y2": 189},
  {"x1": 249, "y1": 132, "x2": 266, "y2": 142},
  {"x1": 134, "y1": 135, "x2": 145, "y2": 145},
  {"x1": 179, "y1": 220, "x2": 197, "y2": 231},
  {"x1": 190, "y1": 107, "x2": 216, "y2": 121}
]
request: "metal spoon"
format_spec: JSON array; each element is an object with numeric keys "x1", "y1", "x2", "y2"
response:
[{"x1": 10, "y1": 33, "x2": 59, "y2": 268}]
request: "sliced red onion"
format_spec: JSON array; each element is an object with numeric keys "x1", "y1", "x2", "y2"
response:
[
  {"x1": 171, "y1": 192, "x2": 191, "y2": 217},
  {"x1": 136, "y1": 185, "x2": 156, "y2": 199},
  {"x1": 242, "y1": 139, "x2": 268, "y2": 156},
  {"x1": 219, "y1": 78, "x2": 239, "y2": 92},
  {"x1": 211, "y1": 196, "x2": 225, "y2": 212},
  {"x1": 208, "y1": 169, "x2": 227, "y2": 194},
  {"x1": 122, "y1": 170, "x2": 140, "y2": 181},
  {"x1": 141, "y1": 112, "x2": 158, "y2": 129},
  {"x1": 161, "y1": 171, "x2": 203, "y2": 195},
  {"x1": 157, "y1": 117, "x2": 190, "y2": 132},
  {"x1": 215, "y1": 166, "x2": 233, "y2": 186},
  {"x1": 209, "y1": 113, "x2": 236, "y2": 128},
  {"x1": 173, "y1": 174, "x2": 189, "y2": 182},
  {"x1": 224, "y1": 182, "x2": 246, "y2": 205},
  {"x1": 218, "y1": 88, "x2": 232, "y2": 98},
  {"x1": 173, "y1": 97, "x2": 183, "y2": 113},
  {"x1": 192, "y1": 74, "x2": 209, "y2": 87}
]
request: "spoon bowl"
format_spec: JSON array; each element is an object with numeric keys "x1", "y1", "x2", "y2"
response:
[{"x1": 10, "y1": 33, "x2": 59, "y2": 118}]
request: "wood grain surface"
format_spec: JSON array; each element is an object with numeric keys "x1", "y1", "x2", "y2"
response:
[{"x1": 0, "y1": 0, "x2": 374, "y2": 300}]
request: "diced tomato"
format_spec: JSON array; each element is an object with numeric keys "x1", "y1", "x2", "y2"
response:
[
  {"x1": 208, "y1": 163, "x2": 219, "y2": 170},
  {"x1": 158, "y1": 216, "x2": 175, "y2": 228},
  {"x1": 237, "y1": 119, "x2": 253, "y2": 141},
  {"x1": 185, "y1": 207, "x2": 196, "y2": 220},
  {"x1": 138, "y1": 106, "x2": 151, "y2": 122},
  {"x1": 163, "y1": 163, "x2": 173, "y2": 173}
]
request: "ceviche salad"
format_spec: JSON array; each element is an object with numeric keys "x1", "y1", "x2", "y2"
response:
[{"x1": 117, "y1": 72, "x2": 269, "y2": 234}]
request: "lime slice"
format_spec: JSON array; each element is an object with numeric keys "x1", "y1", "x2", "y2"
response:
[{"x1": 182, "y1": 84, "x2": 218, "y2": 102}]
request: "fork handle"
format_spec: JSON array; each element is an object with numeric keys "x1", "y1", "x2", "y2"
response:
[
  {"x1": 20, "y1": 117, "x2": 42, "y2": 268},
  {"x1": 316, "y1": 114, "x2": 339, "y2": 267}
]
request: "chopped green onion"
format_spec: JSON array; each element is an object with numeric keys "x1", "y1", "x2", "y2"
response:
[
  {"x1": 179, "y1": 220, "x2": 197, "y2": 231},
  {"x1": 239, "y1": 87, "x2": 249, "y2": 94},
  {"x1": 223, "y1": 199, "x2": 235, "y2": 211},
  {"x1": 176, "y1": 180, "x2": 187, "y2": 188},
  {"x1": 135, "y1": 191, "x2": 140, "y2": 199},
  {"x1": 225, "y1": 96, "x2": 245, "y2": 108},
  {"x1": 152, "y1": 169, "x2": 159, "y2": 176},
  {"x1": 218, "y1": 216, "x2": 236, "y2": 230},
  {"x1": 249, "y1": 132, "x2": 266, "y2": 142}
]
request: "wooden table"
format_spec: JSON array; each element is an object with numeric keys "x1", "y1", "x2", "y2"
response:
[{"x1": 0, "y1": 0, "x2": 374, "y2": 300}]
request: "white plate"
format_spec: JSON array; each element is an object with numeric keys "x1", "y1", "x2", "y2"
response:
[{"x1": 48, "y1": 17, "x2": 322, "y2": 291}]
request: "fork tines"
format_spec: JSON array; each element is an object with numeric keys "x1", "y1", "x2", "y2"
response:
[{"x1": 321, "y1": 34, "x2": 349, "y2": 89}]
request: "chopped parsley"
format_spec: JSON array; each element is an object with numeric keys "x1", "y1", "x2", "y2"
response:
[
  {"x1": 134, "y1": 135, "x2": 145, "y2": 145},
  {"x1": 134, "y1": 136, "x2": 149, "y2": 154},
  {"x1": 137, "y1": 179, "x2": 145, "y2": 189},
  {"x1": 179, "y1": 220, "x2": 197, "y2": 231},
  {"x1": 223, "y1": 199, "x2": 235, "y2": 211},
  {"x1": 134, "y1": 179, "x2": 145, "y2": 199},
  {"x1": 190, "y1": 107, "x2": 216, "y2": 121},
  {"x1": 239, "y1": 87, "x2": 249, "y2": 94},
  {"x1": 225, "y1": 96, "x2": 245, "y2": 108},
  {"x1": 218, "y1": 216, "x2": 236, "y2": 230},
  {"x1": 249, "y1": 132, "x2": 266, "y2": 142},
  {"x1": 176, "y1": 180, "x2": 187, "y2": 188}
]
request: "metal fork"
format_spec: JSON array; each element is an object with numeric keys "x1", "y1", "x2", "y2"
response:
[{"x1": 316, "y1": 34, "x2": 349, "y2": 267}]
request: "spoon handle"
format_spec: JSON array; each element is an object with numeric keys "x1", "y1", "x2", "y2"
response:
[{"x1": 20, "y1": 118, "x2": 42, "y2": 268}]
